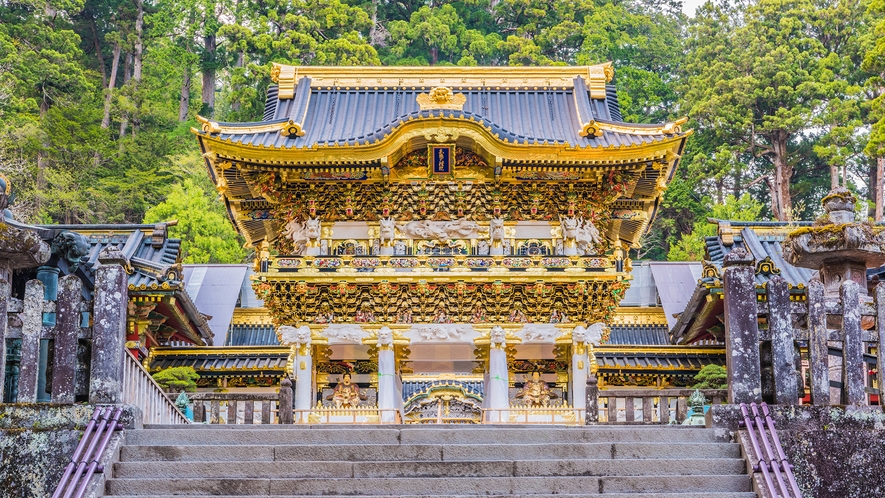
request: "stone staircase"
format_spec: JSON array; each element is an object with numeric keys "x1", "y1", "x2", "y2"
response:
[{"x1": 102, "y1": 425, "x2": 756, "y2": 497}]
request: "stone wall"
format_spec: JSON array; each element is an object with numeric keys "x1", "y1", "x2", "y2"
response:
[
  {"x1": 0, "y1": 404, "x2": 93, "y2": 498},
  {"x1": 709, "y1": 404, "x2": 885, "y2": 497},
  {"x1": 0, "y1": 404, "x2": 139, "y2": 498}
]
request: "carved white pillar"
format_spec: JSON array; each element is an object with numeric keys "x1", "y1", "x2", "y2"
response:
[
  {"x1": 377, "y1": 326, "x2": 397, "y2": 423},
  {"x1": 486, "y1": 326, "x2": 510, "y2": 422},
  {"x1": 279, "y1": 325, "x2": 314, "y2": 422},
  {"x1": 571, "y1": 325, "x2": 589, "y2": 411}
]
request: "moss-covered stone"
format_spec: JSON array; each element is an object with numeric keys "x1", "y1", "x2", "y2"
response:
[
  {"x1": 781, "y1": 429, "x2": 885, "y2": 498},
  {"x1": 0, "y1": 428, "x2": 83, "y2": 498}
]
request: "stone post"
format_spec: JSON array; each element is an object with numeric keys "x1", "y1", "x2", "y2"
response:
[
  {"x1": 877, "y1": 283, "x2": 885, "y2": 406},
  {"x1": 0, "y1": 272, "x2": 9, "y2": 401},
  {"x1": 722, "y1": 248, "x2": 762, "y2": 405},
  {"x1": 807, "y1": 279, "x2": 830, "y2": 405},
  {"x1": 89, "y1": 264, "x2": 129, "y2": 404},
  {"x1": 278, "y1": 378, "x2": 293, "y2": 424},
  {"x1": 17, "y1": 279, "x2": 44, "y2": 402},
  {"x1": 840, "y1": 280, "x2": 865, "y2": 405},
  {"x1": 52, "y1": 275, "x2": 82, "y2": 403},
  {"x1": 768, "y1": 276, "x2": 798, "y2": 405},
  {"x1": 585, "y1": 374, "x2": 598, "y2": 425}
]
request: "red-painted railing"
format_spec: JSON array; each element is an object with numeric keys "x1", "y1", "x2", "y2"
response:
[
  {"x1": 51, "y1": 406, "x2": 123, "y2": 498},
  {"x1": 740, "y1": 402, "x2": 802, "y2": 498}
]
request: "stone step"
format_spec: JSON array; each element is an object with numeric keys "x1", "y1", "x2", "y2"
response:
[
  {"x1": 119, "y1": 442, "x2": 741, "y2": 462},
  {"x1": 105, "y1": 475, "x2": 751, "y2": 496},
  {"x1": 112, "y1": 458, "x2": 746, "y2": 479},
  {"x1": 125, "y1": 426, "x2": 729, "y2": 446},
  {"x1": 106, "y1": 494, "x2": 760, "y2": 498}
]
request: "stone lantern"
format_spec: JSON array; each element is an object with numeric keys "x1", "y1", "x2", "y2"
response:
[{"x1": 782, "y1": 187, "x2": 885, "y2": 300}]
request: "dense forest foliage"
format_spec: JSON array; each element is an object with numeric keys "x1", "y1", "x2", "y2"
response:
[{"x1": 1, "y1": 0, "x2": 883, "y2": 262}]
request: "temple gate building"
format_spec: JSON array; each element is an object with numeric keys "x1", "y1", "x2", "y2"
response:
[{"x1": 192, "y1": 64, "x2": 693, "y2": 422}]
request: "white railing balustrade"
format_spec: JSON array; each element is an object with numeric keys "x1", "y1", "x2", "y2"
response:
[{"x1": 122, "y1": 351, "x2": 189, "y2": 425}]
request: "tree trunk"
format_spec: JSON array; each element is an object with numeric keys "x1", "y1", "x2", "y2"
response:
[
  {"x1": 89, "y1": 14, "x2": 107, "y2": 89},
  {"x1": 101, "y1": 42, "x2": 121, "y2": 129},
  {"x1": 830, "y1": 164, "x2": 839, "y2": 190},
  {"x1": 201, "y1": 33, "x2": 216, "y2": 115},
  {"x1": 230, "y1": 51, "x2": 243, "y2": 112},
  {"x1": 771, "y1": 131, "x2": 792, "y2": 221},
  {"x1": 179, "y1": 67, "x2": 191, "y2": 121},
  {"x1": 131, "y1": 0, "x2": 144, "y2": 135},
  {"x1": 877, "y1": 156, "x2": 884, "y2": 222},
  {"x1": 119, "y1": 53, "x2": 132, "y2": 140}
]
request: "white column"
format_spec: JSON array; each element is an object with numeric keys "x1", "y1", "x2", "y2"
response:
[
  {"x1": 377, "y1": 326, "x2": 398, "y2": 423},
  {"x1": 486, "y1": 326, "x2": 510, "y2": 422},
  {"x1": 378, "y1": 349, "x2": 397, "y2": 422},
  {"x1": 571, "y1": 344, "x2": 588, "y2": 411},
  {"x1": 293, "y1": 327, "x2": 314, "y2": 423}
]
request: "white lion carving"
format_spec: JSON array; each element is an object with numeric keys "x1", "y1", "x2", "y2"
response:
[
  {"x1": 576, "y1": 219, "x2": 602, "y2": 255},
  {"x1": 560, "y1": 216, "x2": 579, "y2": 242},
  {"x1": 490, "y1": 325, "x2": 506, "y2": 348},
  {"x1": 305, "y1": 217, "x2": 321, "y2": 241},
  {"x1": 379, "y1": 217, "x2": 396, "y2": 245},
  {"x1": 278, "y1": 325, "x2": 311, "y2": 348},
  {"x1": 489, "y1": 217, "x2": 505, "y2": 244},
  {"x1": 377, "y1": 326, "x2": 394, "y2": 348},
  {"x1": 282, "y1": 220, "x2": 308, "y2": 255}
]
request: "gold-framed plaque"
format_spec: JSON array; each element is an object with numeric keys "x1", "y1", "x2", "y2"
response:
[{"x1": 428, "y1": 145, "x2": 455, "y2": 176}]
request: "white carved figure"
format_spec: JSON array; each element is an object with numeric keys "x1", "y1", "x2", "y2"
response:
[
  {"x1": 490, "y1": 325, "x2": 506, "y2": 348},
  {"x1": 444, "y1": 218, "x2": 480, "y2": 238},
  {"x1": 282, "y1": 220, "x2": 308, "y2": 255},
  {"x1": 576, "y1": 219, "x2": 603, "y2": 255},
  {"x1": 277, "y1": 325, "x2": 311, "y2": 348},
  {"x1": 418, "y1": 325, "x2": 468, "y2": 341},
  {"x1": 377, "y1": 326, "x2": 394, "y2": 348},
  {"x1": 572, "y1": 325, "x2": 588, "y2": 345},
  {"x1": 489, "y1": 217, "x2": 505, "y2": 244},
  {"x1": 397, "y1": 219, "x2": 480, "y2": 241},
  {"x1": 394, "y1": 240, "x2": 407, "y2": 255},
  {"x1": 560, "y1": 216, "x2": 579, "y2": 241},
  {"x1": 379, "y1": 217, "x2": 396, "y2": 245},
  {"x1": 476, "y1": 239, "x2": 490, "y2": 255},
  {"x1": 584, "y1": 322, "x2": 606, "y2": 346},
  {"x1": 305, "y1": 217, "x2": 322, "y2": 241},
  {"x1": 523, "y1": 324, "x2": 561, "y2": 342}
]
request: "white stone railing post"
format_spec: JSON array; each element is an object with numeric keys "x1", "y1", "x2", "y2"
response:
[{"x1": 122, "y1": 350, "x2": 188, "y2": 425}]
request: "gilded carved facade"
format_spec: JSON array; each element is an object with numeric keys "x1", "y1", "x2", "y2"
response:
[{"x1": 193, "y1": 64, "x2": 691, "y2": 415}]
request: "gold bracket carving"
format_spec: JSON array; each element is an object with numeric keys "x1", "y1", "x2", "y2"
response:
[{"x1": 417, "y1": 87, "x2": 467, "y2": 111}]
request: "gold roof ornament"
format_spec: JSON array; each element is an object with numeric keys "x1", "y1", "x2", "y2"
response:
[{"x1": 416, "y1": 87, "x2": 467, "y2": 111}]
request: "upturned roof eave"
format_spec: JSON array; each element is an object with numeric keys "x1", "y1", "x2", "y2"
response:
[{"x1": 192, "y1": 124, "x2": 690, "y2": 167}]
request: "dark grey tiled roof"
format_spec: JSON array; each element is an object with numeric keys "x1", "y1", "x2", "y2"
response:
[
  {"x1": 211, "y1": 79, "x2": 674, "y2": 151},
  {"x1": 225, "y1": 324, "x2": 279, "y2": 346},
  {"x1": 704, "y1": 226, "x2": 815, "y2": 286},
  {"x1": 595, "y1": 349, "x2": 725, "y2": 372},
  {"x1": 37, "y1": 223, "x2": 185, "y2": 292},
  {"x1": 147, "y1": 348, "x2": 290, "y2": 376},
  {"x1": 607, "y1": 325, "x2": 670, "y2": 346}
]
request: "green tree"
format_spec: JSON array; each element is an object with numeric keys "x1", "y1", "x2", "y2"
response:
[
  {"x1": 681, "y1": 0, "x2": 845, "y2": 221},
  {"x1": 668, "y1": 194, "x2": 765, "y2": 261},
  {"x1": 863, "y1": 0, "x2": 885, "y2": 221},
  {"x1": 143, "y1": 176, "x2": 247, "y2": 263},
  {"x1": 692, "y1": 364, "x2": 727, "y2": 390},
  {"x1": 152, "y1": 366, "x2": 200, "y2": 392}
]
